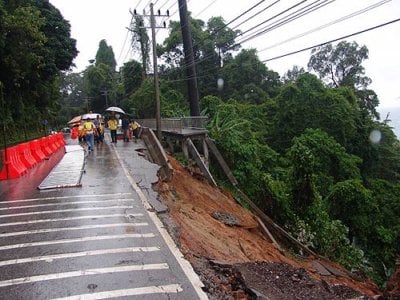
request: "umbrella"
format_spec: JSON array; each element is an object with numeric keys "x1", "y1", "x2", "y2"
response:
[
  {"x1": 67, "y1": 115, "x2": 81, "y2": 126},
  {"x1": 105, "y1": 106, "x2": 125, "y2": 114},
  {"x1": 82, "y1": 113, "x2": 101, "y2": 120}
]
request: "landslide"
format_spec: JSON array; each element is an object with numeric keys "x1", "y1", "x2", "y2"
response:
[{"x1": 155, "y1": 155, "x2": 383, "y2": 299}]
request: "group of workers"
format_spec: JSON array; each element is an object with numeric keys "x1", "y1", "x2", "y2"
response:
[{"x1": 74, "y1": 114, "x2": 142, "y2": 152}]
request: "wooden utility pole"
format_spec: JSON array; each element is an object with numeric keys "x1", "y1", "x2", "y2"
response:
[
  {"x1": 150, "y1": 3, "x2": 161, "y2": 140},
  {"x1": 132, "y1": 4, "x2": 169, "y2": 140},
  {"x1": 178, "y1": 0, "x2": 200, "y2": 116}
]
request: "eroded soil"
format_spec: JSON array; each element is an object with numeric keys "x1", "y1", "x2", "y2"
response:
[{"x1": 155, "y1": 155, "x2": 384, "y2": 299}]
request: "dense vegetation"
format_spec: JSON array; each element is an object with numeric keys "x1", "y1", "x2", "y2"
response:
[
  {"x1": 0, "y1": 0, "x2": 77, "y2": 144},
  {"x1": 1, "y1": 4, "x2": 399, "y2": 287}
]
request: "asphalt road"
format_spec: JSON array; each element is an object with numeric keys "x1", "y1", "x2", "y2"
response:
[{"x1": 0, "y1": 134, "x2": 207, "y2": 299}]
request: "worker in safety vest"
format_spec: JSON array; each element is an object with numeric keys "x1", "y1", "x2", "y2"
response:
[
  {"x1": 130, "y1": 120, "x2": 142, "y2": 143},
  {"x1": 83, "y1": 118, "x2": 96, "y2": 152},
  {"x1": 107, "y1": 116, "x2": 118, "y2": 143}
]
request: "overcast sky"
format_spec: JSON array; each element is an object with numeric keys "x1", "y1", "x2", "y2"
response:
[{"x1": 49, "y1": 0, "x2": 400, "y2": 109}]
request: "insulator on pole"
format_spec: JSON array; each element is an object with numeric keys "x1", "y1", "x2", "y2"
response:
[
  {"x1": 163, "y1": 21, "x2": 166, "y2": 28},
  {"x1": 166, "y1": 10, "x2": 169, "y2": 16},
  {"x1": 158, "y1": 9, "x2": 161, "y2": 15},
  {"x1": 133, "y1": 9, "x2": 137, "y2": 15}
]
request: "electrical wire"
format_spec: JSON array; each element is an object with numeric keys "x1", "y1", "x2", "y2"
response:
[
  {"x1": 261, "y1": 17, "x2": 400, "y2": 63},
  {"x1": 163, "y1": 17, "x2": 400, "y2": 84},
  {"x1": 258, "y1": 0, "x2": 391, "y2": 53},
  {"x1": 178, "y1": 0, "x2": 314, "y2": 71},
  {"x1": 194, "y1": 0, "x2": 218, "y2": 18},
  {"x1": 230, "y1": 0, "x2": 280, "y2": 31},
  {"x1": 236, "y1": 0, "x2": 334, "y2": 45}
]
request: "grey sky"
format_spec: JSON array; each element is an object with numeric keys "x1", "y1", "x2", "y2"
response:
[{"x1": 50, "y1": 0, "x2": 400, "y2": 109}]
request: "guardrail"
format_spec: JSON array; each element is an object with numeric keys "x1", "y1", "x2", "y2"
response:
[{"x1": 137, "y1": 116, "x2": 208, "y2": 133}]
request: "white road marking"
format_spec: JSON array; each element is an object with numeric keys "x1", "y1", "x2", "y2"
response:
[
  {"x1": 0, "y1": 263, "x2": 169, "y2": 287},
  {"x1": 0, "y1": 223, "x2": 148, "y2": 237},
  {"x1": 113, "y1": 147, "x2": 209, "y2": 299},
  {"x1": 0, "y1": 247, "x2": 160, "y2": 266},
  {"x1": 0, "y1": 233, "x2": 156, "y2": 251},
  {"x1": 0, "y1": 199, "x2": 133, "y2": 211},
  {"x1": 0, "y1": 193, "x2": 134, "y2": 205},
  {"x1": 52, "y1": 284, "x2": 183, "y2": 300},
  {"x1": 0, "y1": 206, "x2": 132, "y2": 219},
  {"x1": 0, "y1": 213, "x2": 143, "y2": 227}
]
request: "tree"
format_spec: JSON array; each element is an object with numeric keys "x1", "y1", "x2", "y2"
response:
[
  {"x1": 95, "y1": 39, "x2": 117, "y2": 71},
  {"x1": 221, "y1": 49, "x2": 280, "y2": 100},
  {"x1": 282, "y1": 65, "x2": 305, "y2": 83},
  {"x1": 0, "y1": 0, "x2": 77, "y2": 142},
  {"x1": 271, "y1": 73, "x2": 358, "y2": 151},
  {"x1": 120, "y1": 60, "x2": 143, "y2": 96},
  {"x1": 130, "y1": 15, "x2": 150, "y2": 79},
  {"x1": 206, "y1": 16, "x2": 241, "y2": 64},
  {"x1": 308, "y1": 41, "x2": 370, "y2": 89},
  {"x1": 308, "y1": 41, "x2": 379, "y2": 118}
]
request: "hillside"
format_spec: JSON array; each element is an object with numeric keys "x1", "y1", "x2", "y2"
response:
[{"x1": 155, "y1": 155, "x2": 383, "y2": 299}]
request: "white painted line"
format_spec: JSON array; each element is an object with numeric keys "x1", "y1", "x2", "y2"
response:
[
  {"x1": 0, "y1": 223, "x2": 148, "y2": 237},
  {"x1": 0, "y1": 233, "x2": 156, "y2": 251},
  {"x1": 52, "y1": 284, "x2": 183, "y2": 300},
  {"x1": 0, "y1": 213, "x2": 143, "y2": 227},
  {"x1": 0, "y1": 263, "x2": 169, "y2": 288},
  {"x1": 0, "y1": 247, "x2": 160, "y2": 266},
  {"x1": 0, "y1": 206, "x2": 131, "y2": 219},
  {"x1": 113, "y1": 148, "x2": 209, "y2": 299},
  {"x1": 0, "y1": 193, "x2": 133, "y2": 205},
  {"x1": 0, "y1": 199, "x2": 133, "y2": 211}
]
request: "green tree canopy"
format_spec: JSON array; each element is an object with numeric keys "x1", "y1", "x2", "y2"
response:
[
  {"x1": 95, "y1": 39, "x2": 117, "y2": 71},
  {"x1": 308, "y1": 41, "x2": 379, "y2": 118}
]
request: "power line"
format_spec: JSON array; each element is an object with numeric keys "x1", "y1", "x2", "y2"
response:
[
  {"x1": 194, "y1": 0, "x2": 218, "y2": 18},
  {"x1": 177, "y1": 0, "x2": 281, "y2": 70},
  {"x1": 261, "y1": 17, "x2": 400, "y2": 62},
  {"x1": 236, "y1": 0, "x2": 334, "y2": 45},
  {"x1": 230, "y1": 0, "x2": 281, "y2": 31},
  {"x1": 158, "y1": 0, "x2": 174, "y2": 10},
  {"x1": 179, "y1": 0, "x2": 317, "y2": 72},
  {"x1": 258, "y1": 0, "x2": 391, "y2": 53},
  {"x1": 163, "y1": 17, "x2": 400, "y2": 84}
]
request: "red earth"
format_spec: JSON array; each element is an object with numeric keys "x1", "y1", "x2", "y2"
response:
[{"x1": 155, "y1": 155, "x2": 384, "y2": 299}]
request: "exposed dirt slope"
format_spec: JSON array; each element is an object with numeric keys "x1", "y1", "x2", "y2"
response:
[{"x1": 156, "y1": 155, "x2": 382, "y2": 299}]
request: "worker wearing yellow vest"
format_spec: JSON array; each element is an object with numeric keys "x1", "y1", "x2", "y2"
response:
[
  {"x1": 130, "y1": 120, "x2": 142, "y2": 143},
  {"x1": 107, "y1": 116, "x2": 118, "y2": 143},
  {"x1": 84, "y1": 118, "x2": 96, "y2": 152}
]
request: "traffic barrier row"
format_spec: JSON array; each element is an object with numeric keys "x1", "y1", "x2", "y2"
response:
[{"x1": 0, "y1": 133, "x2": 65, "y2": 180}]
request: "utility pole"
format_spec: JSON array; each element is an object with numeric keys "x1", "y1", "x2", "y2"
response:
[
  {"x1": 178, "y1": 0, "x2": 200, "y2": 116},
  {"x1": 150, "y1": 3, "x2": 161, "y2": 140},
  {"x1": 101, "y1": 90, "x2": 109, "y2": 108},
  {"x1": 132, "y1": 4, "x2": 169, "y2": 140}
]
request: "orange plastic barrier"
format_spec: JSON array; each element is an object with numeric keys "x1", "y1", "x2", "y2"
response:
[
  {"x1": 57, "y1": 133, "x2": 66, "y2": 146},
  {"x1": 52, "y1": 134, "x2": 61, "y2": 149},
  {"x1": 29, "y1": 139, "x2": 46, "y2": 163},
  {"x1": 0, "y1": 133, "x2": 67, "y2": 180},
  {"x1": 71, "y1": 127, "x2": 78, "y2": 139},
  {"x1": 0, "y1": 146, "x2": 27, "y2": 179},
  {"x1": 40, "y1": 137, "x2": 53, "y2": 157},
  {"x1": 47, "y1": 135, "x2": 58, "y2": 152},
  {"x1": 17, "y1": 142, "x2": 36, "y2": 169}
]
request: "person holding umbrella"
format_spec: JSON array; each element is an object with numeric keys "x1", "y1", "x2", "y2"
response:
[{"x1": 107, "y1": 115, "x2": 118, "y2": 143}]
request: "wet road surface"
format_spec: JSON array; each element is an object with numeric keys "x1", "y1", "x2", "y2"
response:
[{"x1": 0, "y1": 135, "x2": 206, "y2": 299}]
